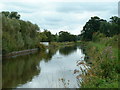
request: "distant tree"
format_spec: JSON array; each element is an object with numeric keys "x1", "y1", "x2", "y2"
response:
[
  {"x1": 43, "y1": 30, "x2": 53, "y2": 42},
  {"x1": 59, "y1": 31, "x2": 70, "y2": 42},
  {"x1": 58, "y1": 31, "x2": 77, "y2": 42},
  {"x1": 38, "y1": 32, "x2": 48, "y2": 42},
  {"x1": 38, "y1": 29, "x2": 58, "y2": 42},
  {"x1": 51, "y1": 34, "x2": 58, "y2": 42}
]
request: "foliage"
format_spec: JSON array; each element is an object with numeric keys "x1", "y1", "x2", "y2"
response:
[
  {"x1": 2, "y1": 53, "x2": 41, "y2": 88},
  {"x1": 38, "y1": 30, "x2": 77, "y2": 42},
  {"x1": 79, "y1": 35, "x2": 119, "y2": 88},
  {"x1": 38, "y1": 30, "x2": 58, "y2": 42},
  {"x1": 59, "y1": 45, "x2": 77, "y2": 55},
  {"x1": 2, "y1": 11, "x2": 79, "y2": 54},
  {"x1": 92, "y1": 32, "x2": 105, "y2": 42},
  {"x1": 80, "y1": 16, "x2": 105, "y2": 41},
  {"x1": 2, "y1": 11, "x2": 21, "y2": 19},
  {"x1": 2, "y1": 11, "x2": 40, "y2": 54},
  {"x1": 37, "y1": 43, "x2": 46, "y2": 51},
  {"x1": 80, "y1": 16, "x2": 120, "y2": 41},
  {"x1": 58, "y1": 31, "x2": 77, "y2": 42}
]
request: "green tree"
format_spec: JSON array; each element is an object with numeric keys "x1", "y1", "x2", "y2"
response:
[
  {"x1": 80, "y1": 16, "x2": 120, "y2": 41},
  {"x1": 81, "y1": 16, "x2": 103, "y2": 41},
  {"x1": 2, "y1": 11, "x2": 40, "y2": 54},
  {"x1": 9, "y1": 12, "x2": 20, "y2": 19},
  {"x1": 2, "y1": 11, "x2": 10, "y2": 18},
  {"x1": 58, "y1": 31, "x2": 77, "y2": 42},
  {"x1": 43, "y1": 30, "x2": 52, "y2": 42}
]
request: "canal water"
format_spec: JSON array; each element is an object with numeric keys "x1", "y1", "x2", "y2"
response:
[{"x1": 2, "y1": 45, "x2": 85, "y2": 88}]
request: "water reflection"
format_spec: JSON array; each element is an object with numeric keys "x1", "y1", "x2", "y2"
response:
[
  {"x1": 2, "y1": 45, "x2": 85, "y2": 88},
  {"x1": 43, "y1": 47, "x2": 58, "y2": 62},
  {"x1": 2, "y1": 47, "x2": 58, "y2": 88},
  {"x1": 2, "y1": 53, "x2": 41, "y2": 88},
  {"x1": 59, "y1": 45, "x2": 77, "y2": 56}
]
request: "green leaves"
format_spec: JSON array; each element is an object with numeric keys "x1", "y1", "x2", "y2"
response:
[
  {"x1": 58, "y1": 31, "x2": 77, "y2": 42},
  {"x1": 81, "y1": 16, "x2": 120, "y2": 41},
  {"x1": 2, "y1": 11, "x2": 21, "y2": 19},
  {"x1": 2, "y1": 11, "x2": 40, "y2": 54}
]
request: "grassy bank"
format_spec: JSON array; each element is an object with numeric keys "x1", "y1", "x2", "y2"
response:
[
  {"x1": 49, "y1": 42, "x2": 78, "y2": 48},
  {"x1": 80, "y1": 35, "x2": 119, "y2": 88},
  {"x1": 3, "y1": 42, "x2": 78, "y2": 58}
]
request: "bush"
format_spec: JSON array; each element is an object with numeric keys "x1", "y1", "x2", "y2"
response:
[
  {"x1": 80, "y1": 35, "x2": 119, "y2": 88},
  {"x1": 37, "y1": 43, "x2": 46, "y2": 51},
  {"x1": 92, "y1": 32, "x2": 105, "y2": 42}
]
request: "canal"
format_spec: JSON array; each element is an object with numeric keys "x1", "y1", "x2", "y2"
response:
[{"x1": 2, "y1": 45, "x2": 85, "y2": 88}]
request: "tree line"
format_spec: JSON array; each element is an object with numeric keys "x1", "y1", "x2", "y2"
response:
[
  {"x1": 80, "y1": 16, "x2": 120, "y2": 41},
  {"x1": 2, "y1": 11, "x2": 40, "y2": 54},
  {"x1": 3, "y1": 11, "x2": 118, "y2": 54},
  {"x1": 38, "y1": 30, "x2": 77, "y2": 42},
  {"x1": 2, "y1": 11, "x2": 78, "y2": 54}
]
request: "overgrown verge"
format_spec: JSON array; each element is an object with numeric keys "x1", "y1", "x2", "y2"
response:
[{"x1": 80, "y1": 34, "x2": 119, "y2": 88}]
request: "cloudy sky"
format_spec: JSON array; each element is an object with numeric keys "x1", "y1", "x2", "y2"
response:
[{"x1": 0, "y1": 0, "x2": 119, "y2": 35}]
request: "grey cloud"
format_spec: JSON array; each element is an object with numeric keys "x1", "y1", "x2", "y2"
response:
[
  {"x1": 55, "y1": 2, "x2": 117, "y2": 13},
  {"x1": 1, "y1": 1, "x2": 118, "y2": 34},
  {"x1": 44, "y1": 16, "x2": 62, "y2": 23}
]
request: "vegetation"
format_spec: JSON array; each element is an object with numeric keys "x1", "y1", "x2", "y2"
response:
[
  {"x1": 49, "y1": 42, "x2": 76, "y2": 48},
  {"x1": 2, "y1": 11, "x2": 21, "y2": 19},
  {"x1": 79, "y1": 35, "x2": 119, "y2": 88},
  {"x1": 38, "y1": 29, "x2": 58, "y2": 42},
  {"x1": 2, "y1": 11, "x2": 40, "y2": 54},
  {"x1": 58, "y1": 31, "x2": 77, "y2": 42},
  {"x1": 78, "y1": 16, "x2": 119, "y2": 88},
  {"x1": 2, "y1": 11, "x2": 119, "y2": 88},
  {"x1": 2, "y1": 11, "x2": 78, "y2": 55},
  {"x1": 2, "y1": 47, "x2": 59, "y2": 88},
  {"x1": 2, "y1": 53, "x2": 41, "y2": 88},
  {"x1": 38, "y1": 30, "x2": 77, "y2": 42},
  {"x1": 80, "y1": 16, "x2": 120, "y2": 41}
]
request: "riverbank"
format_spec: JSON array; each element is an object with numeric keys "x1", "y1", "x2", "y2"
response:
[
  {"x1": 3, "y1": 42, "x2": 79, "y2": 58},
  {"x1": 79, "y1": 35, "x2": 119, "y2": 88},
  {"x1": 49, "y1": 41, "x2": 81, "y2": 48},
  {"x1": 2, "y1": 48, "x2": 39, "y2": 58}
]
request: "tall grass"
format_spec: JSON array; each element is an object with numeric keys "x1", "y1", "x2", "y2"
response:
[{"x1": 79, "y1": 34, "x2": 119, "y2": 88}]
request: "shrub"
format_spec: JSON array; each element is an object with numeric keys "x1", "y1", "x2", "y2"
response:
[
  {"x1": 37, "y1": 43, "x2": 46, "y2": 51},
  {"x1": 92, "y1": 32, "x2": 105, "y2": 42}
]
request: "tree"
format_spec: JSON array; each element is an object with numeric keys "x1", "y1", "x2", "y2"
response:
[
  {"x1": 58, "y1": 31, "x2": 77, "y2": 42},
  {"x1": 2, "y1": 11, "x2": 21, "y2": 19},
  {"x1": 81, "y1": 16, "x2": 103, "y2": 41},
  {"x1": 100, "y1": 22, "x2": 111, "y2": 37},
  {"x1": 80, "y1": 16, "x2": 120, "y2": 41},
  {"x1": 2, "y1": 11, "x2": 40, "y2": 54},
  {"x1": 110, "y1": 16, "x2": 120, "y2": 35},
  {"x1": 110, "y1": 16, "x2": 120, "y2": 24},
  {"x1": 9, "y1": 12, "x2": 21, "y2": 19},
  {"x1": 2, "y1": 11, "x2": 10, "y2": 17},
  {"x1": 43, "y1": 30, "x2": 52, "y2": 42},
  {"x1": 100, "y1": 16, "x2": 120, "y2": 37}
]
